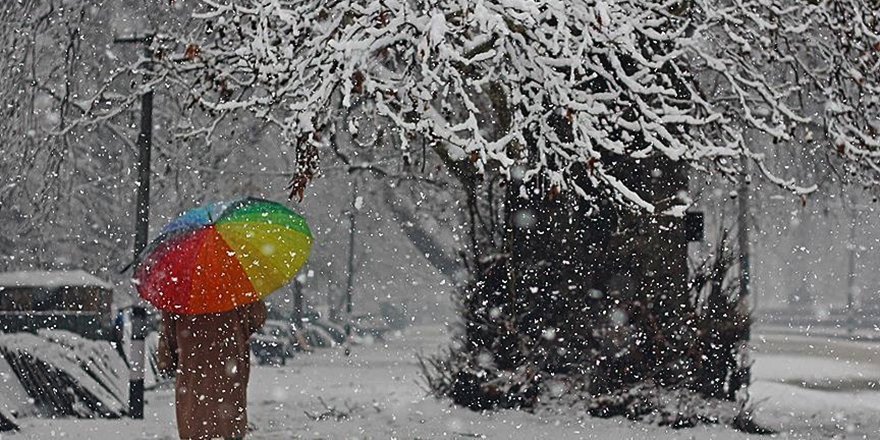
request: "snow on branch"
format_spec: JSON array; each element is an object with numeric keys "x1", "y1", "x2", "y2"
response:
[{"x1": 127, "y1": 0, "x2": 879, "y2": 210}]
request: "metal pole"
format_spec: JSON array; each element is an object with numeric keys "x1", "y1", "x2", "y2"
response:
[
  {"x1": 846, "y1": 208, "x2": 858, "y2": 336},
  {"x1": 116, "y1": 34, "x2": 154, "y2": 420},
  {"x1": 344, "y1": 181, "x2": 358, "y2": 338},
  {"x1": 292, "y1": 279, "x2": 304, "y2": 327},
  {"x1": 128, "y1": 306, "x2": 148, "y2": 419},
  {"x1": 133, "y1": 50, "x2": 153, "y2": 258}
]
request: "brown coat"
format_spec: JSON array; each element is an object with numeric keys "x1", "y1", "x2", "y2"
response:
[{"x1": 159, "y1": 301, "x2": 267, "y2": 440}]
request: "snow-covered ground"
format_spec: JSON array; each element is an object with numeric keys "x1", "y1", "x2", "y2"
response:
[
  {"x1": 750, "y1": 331, "x2": 880, "y2": 439},
  {"x1": 9, "y1": 326, "x2": 880, "y2": 439}
]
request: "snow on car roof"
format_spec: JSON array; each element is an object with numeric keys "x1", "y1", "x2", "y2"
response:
[{"x1": 0, "y1": 270, "x2": 113, "y2": 290}]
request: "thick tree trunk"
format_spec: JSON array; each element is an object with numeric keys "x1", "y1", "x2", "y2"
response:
[
  {"x1": 462, "y1": 154, "x2": 692, "y2": 380},
  {"x1": 589, "y1": 155, "x2": 690, "y2": 393}
]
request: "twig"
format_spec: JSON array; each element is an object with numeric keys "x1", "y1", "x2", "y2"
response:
[{"x1": 303, "y1": 397, "x2": 356, "y2": 421}]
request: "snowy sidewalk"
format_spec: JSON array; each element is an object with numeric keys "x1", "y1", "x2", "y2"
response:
[
  {"x1": 10, "y1": 326, "x2": 880, "y2": 439},
  {"x1": 750, "y1": 331, "x2": 880, "y2": 439}
]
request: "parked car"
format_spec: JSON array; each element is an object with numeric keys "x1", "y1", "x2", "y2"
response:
[
  {"x1": 351, "y1": 314, "x2": 392, "y2": 340},
  {"x1": 252, "y1": 334, "x2": 287, "y2": 365},
  {"x1": 311, "y1": 319, "x2": 347, "y2": 344},
  {"x1": 300, "y1": 323, "x2": 337, "y2": 348},
  {"x1": 251, "y1": 320, "x2": 294, "y2": 365}
]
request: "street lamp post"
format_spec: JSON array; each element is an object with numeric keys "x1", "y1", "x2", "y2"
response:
[
  {"x1": 344, "y1": 181, "x2": 359, "y2": 339},
  {"x1": 115, "y1": 33, "x2": 154, "y2": 420},
  {"x1": 846, "y1": 206, "x2": 864, "y2": 336}
]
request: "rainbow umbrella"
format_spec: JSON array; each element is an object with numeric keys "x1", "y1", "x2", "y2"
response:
[{"x1": 133, "y1": 197, "x2": 312, "y2": 315}]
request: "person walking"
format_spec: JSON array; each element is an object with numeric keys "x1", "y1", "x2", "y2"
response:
[
  {"x1": 158, "y1": 300, "x2": 267, "y2": 440},
  {"x1": 133, "y1": 198, "x2": 312, "y2": 438}
]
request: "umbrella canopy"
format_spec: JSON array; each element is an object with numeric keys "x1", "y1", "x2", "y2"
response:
[{"x1": 134, "y1": 197, "x2": 313, "y2": 315}]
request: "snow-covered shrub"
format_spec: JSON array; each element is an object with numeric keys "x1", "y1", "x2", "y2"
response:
[
  {"x1": 421, "y1": 226, "x2": 759, "y2": 429},
  {"x1": 0, "y1": 331, "x2": 129, "y2": 418}
]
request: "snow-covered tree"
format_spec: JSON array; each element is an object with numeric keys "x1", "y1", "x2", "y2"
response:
[
  {"x1": 0, "y1": 1, "x2": 285, "y2": 284},
  {"x1": 0, "y1": 1, "x2": 131, "y2": 272},
  {"x1": 136, "y1": 0, "x2": 880, "y2": 201}
]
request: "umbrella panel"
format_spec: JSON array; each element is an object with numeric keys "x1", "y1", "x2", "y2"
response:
[
  {"x1": 218, "y1": 202, "x2": 311, "y2": 237},
  {"x1": 187, "y1": 226, "x2": 256, "y2": 314},
  {"x1": 138, "y1": 226, "x2": 259, "y2": 314},
  {"x1": 215, "y1": 222, "x2": 312, "y2": 297},
  {"x1": 136, "y1": 229, "x2": 208, "y2": 313}
]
